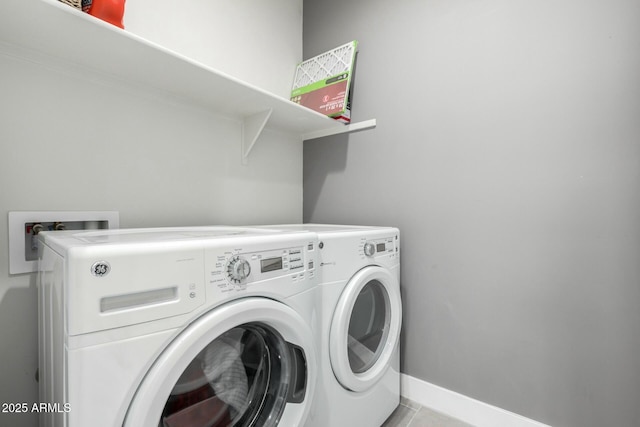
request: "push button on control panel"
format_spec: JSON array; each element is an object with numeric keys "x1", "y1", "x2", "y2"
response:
[{"x1": 288, "y1": 248, "x2": 304, "y2": 271}]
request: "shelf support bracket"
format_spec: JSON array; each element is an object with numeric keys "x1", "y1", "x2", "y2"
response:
[{"x1": 241, "y1": 109, "x2": 273, "y2": 164}]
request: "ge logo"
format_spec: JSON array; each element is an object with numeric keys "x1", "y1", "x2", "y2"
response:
[{"x1": 91, "y1": 261, "x2": 111, "y2": 277}]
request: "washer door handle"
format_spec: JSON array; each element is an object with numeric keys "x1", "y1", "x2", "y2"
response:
[{"x1": 286, "y1": 343, "x2": 308, "y2": 404}]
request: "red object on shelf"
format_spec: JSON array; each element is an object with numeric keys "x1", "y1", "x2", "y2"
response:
[{"x1": 88, "y1": 0, "x2": 125, "y2": 29}]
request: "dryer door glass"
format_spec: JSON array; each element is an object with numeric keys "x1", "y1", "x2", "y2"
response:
[
  {"x1": 347, "y1": 279, "x2": 390, "y2": 373},
  {"x1": 329, "y1": 265, "x2": 401, "y2": 392},
  {"x1": 159, "y1": 323, "x2": 295, "y2": 427}
]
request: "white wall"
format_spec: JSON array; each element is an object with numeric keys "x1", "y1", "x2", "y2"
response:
[
  {"x1": 125, "y1": 0, "x2": 302, "y2": 98},
  {"x1": 303, "y1": 0, "x2": 640, "y2": 426},
  {"x1": 0, "y1": 1, "x2": 302, "y2": 426}
]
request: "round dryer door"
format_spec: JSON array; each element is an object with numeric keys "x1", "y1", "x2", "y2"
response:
[
  {"x1": 329, "y1": 266, "x2": 402, "y2": 392},
  {"x1": 124, "y1": 298, "x2": 316, "y2": 427}
]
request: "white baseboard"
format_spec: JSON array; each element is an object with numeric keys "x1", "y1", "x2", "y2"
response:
[{"x1": 400, "y1": 374, "x2": 552, "y2": 427}]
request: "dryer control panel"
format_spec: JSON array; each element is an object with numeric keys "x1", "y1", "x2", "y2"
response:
[
  {"x1": 361, "y1": 235, "x2": 397, "y2": 259},
  {"x1": 363, "y1": 236, "x2": 396, "y2": 258}
]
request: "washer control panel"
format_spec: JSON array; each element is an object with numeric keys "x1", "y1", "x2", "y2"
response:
[{"x1": 207, "y1": 243, "x2": 316, "y2": 295}]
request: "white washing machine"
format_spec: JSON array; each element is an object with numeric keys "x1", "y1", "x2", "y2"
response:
[
  {"x1": 259, "y1": 224, "x2": 402, "y2": 427},
  {"x1": 37, "y1": 226, "x2": 320, "y2": 427}
]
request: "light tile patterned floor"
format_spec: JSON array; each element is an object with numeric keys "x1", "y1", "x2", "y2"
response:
[{"x1": 381, "y1": 397, "x2": 474, "y2": 427}]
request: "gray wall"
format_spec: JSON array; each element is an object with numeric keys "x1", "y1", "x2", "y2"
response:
[{"x1": 303, "y1": 1, "x2": 640, "y2": 426}]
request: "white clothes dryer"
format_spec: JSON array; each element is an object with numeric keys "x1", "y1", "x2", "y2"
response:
[
  {"x1": 37, "y1": 226, "x2": 320, "y2": 427},
  {"x1": 259, "y1": 224, "x2": 402, "y2": 427}
]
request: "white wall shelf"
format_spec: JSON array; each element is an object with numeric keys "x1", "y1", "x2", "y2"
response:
[{"x1": 0, "y1": 0, "x2": 376, "y2": 162}]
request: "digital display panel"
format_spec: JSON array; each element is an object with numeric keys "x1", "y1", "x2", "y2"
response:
[
  {"x1": 377, "y1": 243, "x2": 386, "y2": 252},
  {"x1": 261, "y1": 257, "x2": 283, "y2": 273}
]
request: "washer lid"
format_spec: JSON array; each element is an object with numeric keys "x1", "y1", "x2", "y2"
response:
[
  {"x1": 124, "y1": 298, "x2": 316, "y2": 427},
  {"x1": 329, "y1": 266, "x2": 402, "y2": 392},
  {"x1": 40, "y1": 226, "x2": 283, "y2": 249}
]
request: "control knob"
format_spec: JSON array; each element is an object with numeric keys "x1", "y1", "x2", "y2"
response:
[
  {"x1": 227, "y1": 256, "x2": 251, "y2": 284},
  {"x1": 364, "y1": 242, "x2": 376, "y2": 257}
]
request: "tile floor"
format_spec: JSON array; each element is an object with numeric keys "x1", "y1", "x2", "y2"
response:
[{"x1": 381, "y1": 397, "x2": 474, "y2": 427}]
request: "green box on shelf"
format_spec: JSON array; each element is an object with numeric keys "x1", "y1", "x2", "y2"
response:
[{"x1": 291, "y1": 41, "x2": 358, "y2": 124}]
